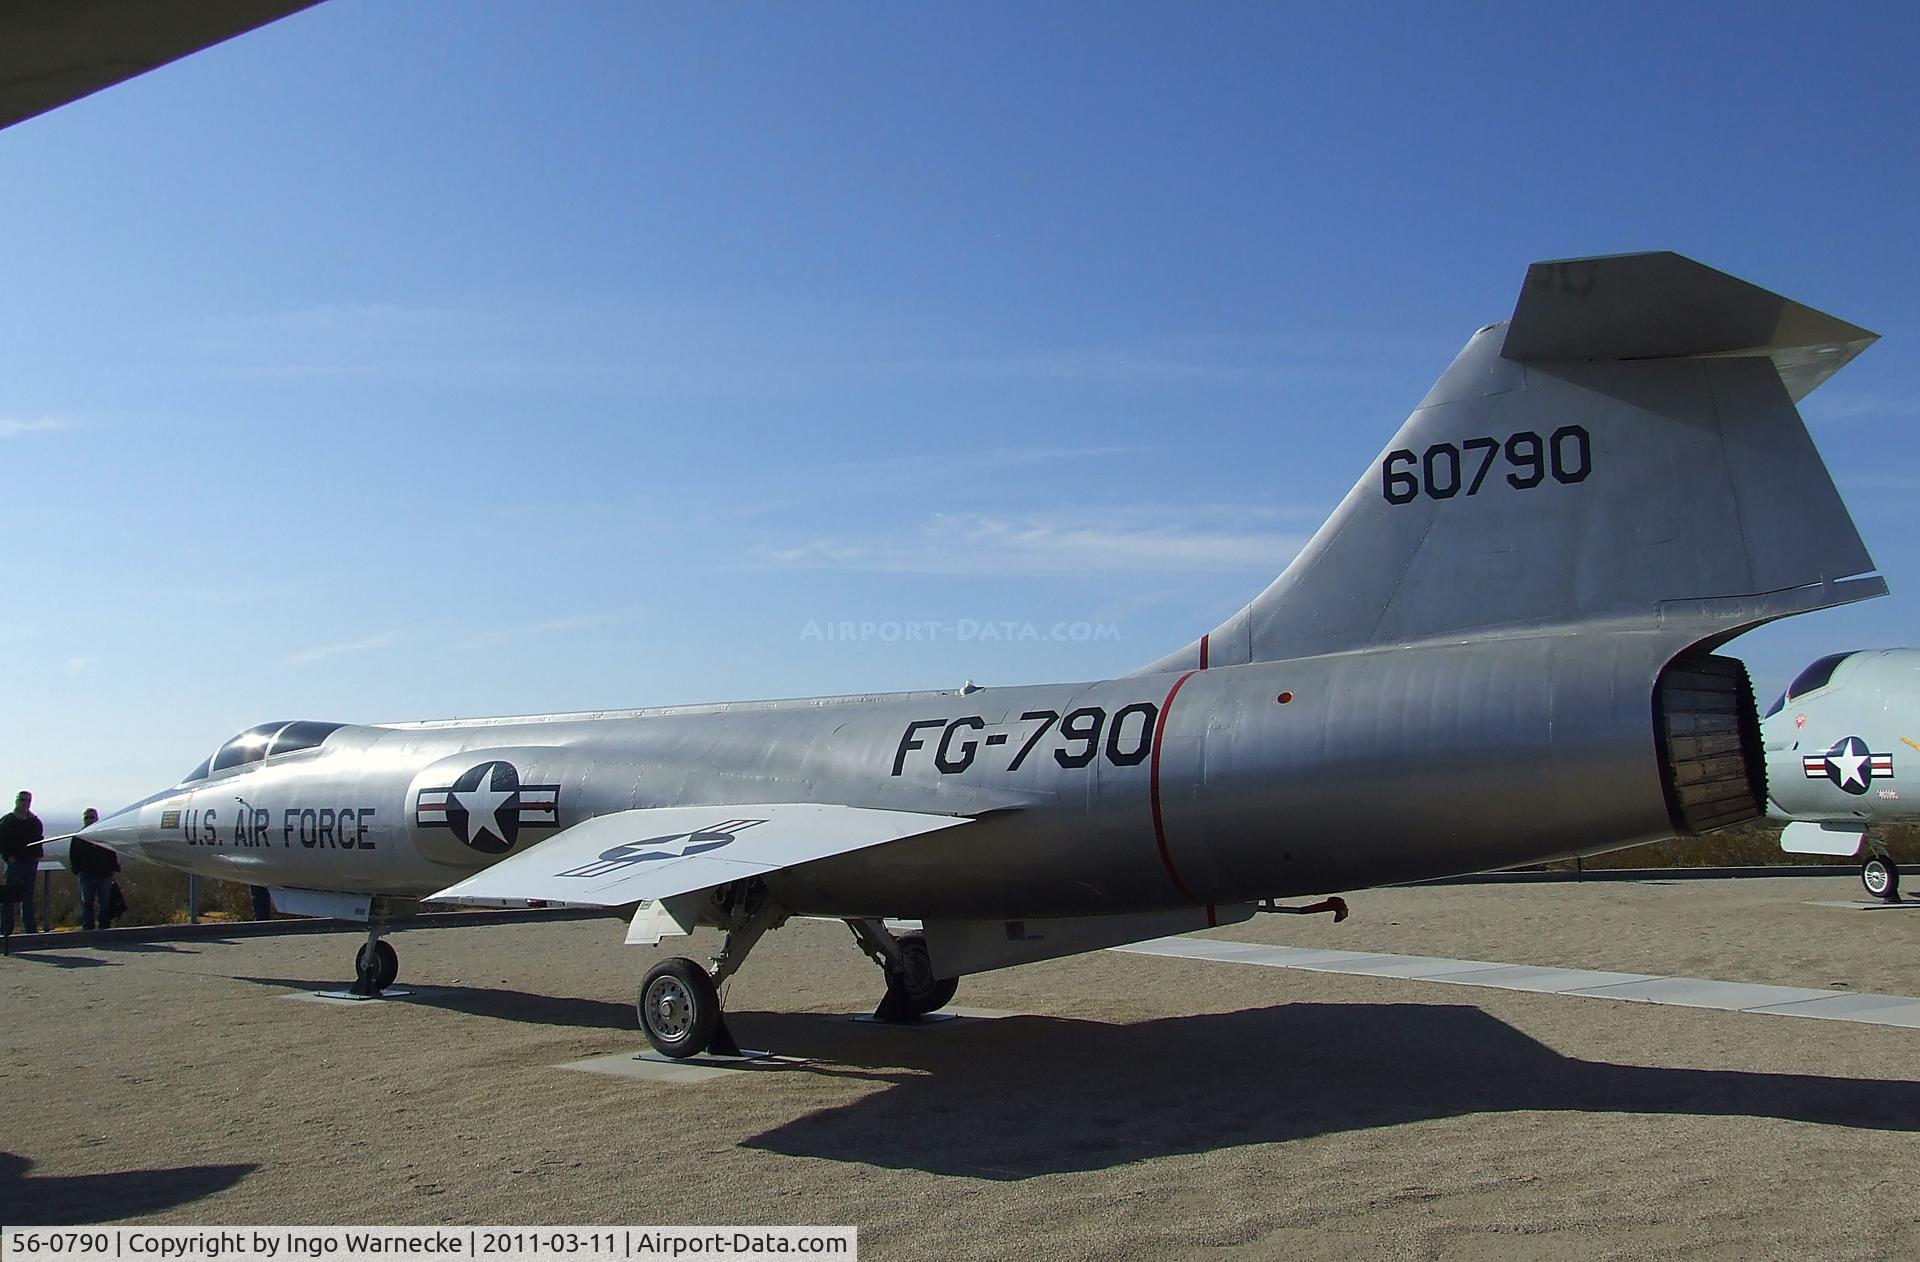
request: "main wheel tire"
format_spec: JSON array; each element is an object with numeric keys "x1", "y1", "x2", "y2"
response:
[
  {"x1": 355, "y1": 939, "x2": 399, "y2": 992},
  {"x1": 883, "y1": 933, "x2": 959, "y2": 1018},
  {"x1": 638, "y1": 957, "x2": 721, "y2": 1058},
  {"x1": 1862, "y1": 856, "x2": 1900, "y2": 902}
]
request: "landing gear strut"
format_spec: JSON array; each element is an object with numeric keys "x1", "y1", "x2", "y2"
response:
[
  {"x1": 848, "y1": 919, "x2": 959, "y2": 1021},
  {"x1": 635, "y1": 882, "x2": 785, "y2": 1059},
  {"x1": 351, "y1": 932, "x2": 398, "y2": 996}
]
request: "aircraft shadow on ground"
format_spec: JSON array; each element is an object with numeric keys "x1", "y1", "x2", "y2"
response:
[
  {"x1": 9, "y1": 951, "x2": 116, "y2": 968},
  {"x1": 97, "y1": 941, "x2": 200, "y2": 954},
  {"x1": 0, "y1": 1152, "x2": 255, "y2": 1224},
  {"x1": 233, "y1": 976, "x2": 638, "y2": 1030},
  {"x1": 730, "y1": 1002, "x2": 1920, "y2": 1181}
]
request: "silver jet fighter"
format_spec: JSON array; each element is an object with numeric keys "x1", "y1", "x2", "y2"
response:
[
  {"x1": 83, "y1": 252, "x2": 1886, "y2": 1058},
  {"x1": 1765, "y1": 649, "x2": 1920, "y2": 900}
]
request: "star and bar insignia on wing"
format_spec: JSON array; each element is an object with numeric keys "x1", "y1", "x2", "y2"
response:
[
  {"x1": 415, "y1": 760, "x2": 561, "y2": 854},
  {"x1": 556, "y1": 817, "x2": 768, "y2": 880},
  {"x1": 1801, "y1": 736, "x2": 1894, "y2": 796}
]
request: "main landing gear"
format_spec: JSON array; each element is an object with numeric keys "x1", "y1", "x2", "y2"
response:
[
  {"x1": 631, "y1": 888, "x2": 965, "y2": 1059},
  {"x1": 636, "y1": 883, "x2": 784, "y2": 1059},
  {"x1": 849, "y1": 919, "x2": 959, "y2": 1022}
]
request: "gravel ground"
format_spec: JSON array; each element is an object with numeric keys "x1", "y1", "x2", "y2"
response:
[{"x1": 2, "y1": 875, "x2": 1916, "y2": 1261}]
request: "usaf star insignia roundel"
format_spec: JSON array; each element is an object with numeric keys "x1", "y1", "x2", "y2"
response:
[
  {"x1": 1801, "y1": 736, "x2": 1895, "y2": 797},
  {"x1": 415, "y1": 761, "x2": 561, "y2": 853},
  {"x1": 557, "y1": 817, "x2": 768, "y2": 880}
]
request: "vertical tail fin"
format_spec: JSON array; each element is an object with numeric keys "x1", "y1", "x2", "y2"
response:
[{"x1": 1137, "y1": 252, "x2": 1883, "y2": 674}]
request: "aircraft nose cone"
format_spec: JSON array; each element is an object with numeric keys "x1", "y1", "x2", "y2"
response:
[{"x1": 81, "y1": 802, "x2": 161, "y2": 862}]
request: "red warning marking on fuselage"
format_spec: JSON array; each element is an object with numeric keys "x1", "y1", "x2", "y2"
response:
[{"x1": 1149, "y1": 669, "x2": 1202, "y2": 905}]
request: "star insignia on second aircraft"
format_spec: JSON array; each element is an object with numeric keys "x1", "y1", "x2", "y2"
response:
[{"x1": 1802, "y1": 736, "x2": 1895, "y2": 796}]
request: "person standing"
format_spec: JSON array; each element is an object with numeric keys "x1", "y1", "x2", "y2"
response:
[
  {"x1": 71, "y1": 808, "x2": 121, "y2": 931},
  {"x1": 1, "y1": 789, "x2": 46, "y2": 947}
]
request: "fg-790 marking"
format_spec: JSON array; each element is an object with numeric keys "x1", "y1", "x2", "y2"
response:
[
  {"x1": 891, "y1": 704, "x2": 1159, "y2": 776},
  {"x1": 1381, "y1": 425, "x2": 1590, "y2": 504}
]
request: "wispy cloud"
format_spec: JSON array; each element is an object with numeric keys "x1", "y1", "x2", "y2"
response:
[
  {"x1": 64, "y1": 656, "x2": 92, "y2": 675},
  {"x1": 504, "y1": 444, "x2": 1150, "y2": 530},
  {"x1": 1838, "y1": 473, "x2": 1920, "y2": 494},
  {"x1": 870, "y1": 340, "x2": 1279, "y2": 386},
  {"x1": 752, "y1": 510, "x2": 1306, "y2": 576},
  {"x1": 459, "y1": 608, "x2": 646, "y2": 649},
  {"x1": 183, "y1": 296, "x2": 1330, "y2": 397},
  {"x1": 1803, "y1": 394, "x2": 1918, "y2": 424},
  {"x1": 0, "y1": 418, "x2": 75, "y2": 438},
  {"x1": 285, "y1": 630, "x2": 402, "y2": 666}
]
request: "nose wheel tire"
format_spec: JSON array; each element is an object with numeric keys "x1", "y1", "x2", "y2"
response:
[
  {"x1": 1862, "y1": 856, "x2": 1900, "y2": 902},
  {"x1": 354, "y1": 939, "x2": 399, "y2": 993},
  {"x1": 877, "y1": 932, "x2": 959, "y2": 1021},
  {"x1": 639, "y1": 957, "x2": 722, "y2": 1058}
]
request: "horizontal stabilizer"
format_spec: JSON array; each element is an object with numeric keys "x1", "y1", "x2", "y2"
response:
[
  {"x1": 1503, "y1": 252, "x2": 1877, "y2": 401},
  {"x1": 430, "y1": 802, "x2": 972, "y2": 907}
]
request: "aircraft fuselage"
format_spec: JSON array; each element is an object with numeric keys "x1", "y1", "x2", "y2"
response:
[{"x1": 98, "y1": 630, "x2": 1717, "y2": 919}]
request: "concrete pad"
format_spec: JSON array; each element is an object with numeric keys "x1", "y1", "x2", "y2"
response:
[
  {"x1": 1139, "y1": 938, "x2": 1279, "y2": 961},
  {"x1": 1121, "y1": 935, "x2": 1920, "y2": 1030},
  {"x1": 1121, "y1": 940, "x2": 1387, "y2": 970},
  {"x1": 1426, "y1": 964, "x2": 1659, "y2": 994},
  {"x1": 844, "y1": 1007, "x2": 1020, "y2": 1026},
  {"x1": 283, "y1": 988, "x2": 419, "y2": 1006},
  {"x1": 1567, "y1": 977, "x2": 1831, "y2": 1011},
  {"x1": 1804, "y1": 899, "x2": 1920, "y2": 911},
  {"x1": 557, "y1": 1049, "x2": 804, "y2": 1085},
  {"x1": 1741, "y1": 992, "x2": 1920, "y2": 1027},
  {"x1": 1315, "y1": 954, "x2": 1513, "y2": 980}
]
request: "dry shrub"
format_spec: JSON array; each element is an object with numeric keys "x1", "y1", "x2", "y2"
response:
[{"x1": 31, "y1": 854, "x2": 261, "y2": 930}]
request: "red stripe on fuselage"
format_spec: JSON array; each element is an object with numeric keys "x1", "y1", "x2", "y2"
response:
[{"x1": 1150, "y1": 669, "x2": 1202, "y2": 904}]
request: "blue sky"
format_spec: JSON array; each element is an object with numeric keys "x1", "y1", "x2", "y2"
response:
[{"x1": 2, "y1": 2, "x2": 1915, "y2": 817}]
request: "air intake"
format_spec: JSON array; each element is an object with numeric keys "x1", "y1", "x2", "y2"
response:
[{"x1": 1655, "y1": 654, "x2": 1767, "y2": 834}]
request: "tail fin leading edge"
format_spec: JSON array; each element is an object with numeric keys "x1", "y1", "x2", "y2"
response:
[{"x1": 1138, "y1": 252, "x2": 1883, "y2": 675}]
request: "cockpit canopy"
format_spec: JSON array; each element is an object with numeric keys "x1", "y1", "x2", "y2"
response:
[
  {"x1": 1763, "y1": 650, "x2": 1860, "y2": 718},
  {"x1": 181, "y1": 720, "x2": 346, "y2": 784}
]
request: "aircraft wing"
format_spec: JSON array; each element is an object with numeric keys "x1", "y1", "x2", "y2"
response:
[{"x1": 428, "y1": 803, "x2": 971, "y2": 907}]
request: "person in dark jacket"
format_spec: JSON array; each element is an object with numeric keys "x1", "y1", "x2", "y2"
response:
[
  {"x1": 71, "y1": 808, "x2": 121, "y2": 931},
  {"x1": 1, "y1": 789, "x2": 46, "y2": 946}
]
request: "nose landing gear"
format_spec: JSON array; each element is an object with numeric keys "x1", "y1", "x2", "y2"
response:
[
  {"x1": 1862, "y1": 852, "x2": 1901, "y2": 902},
  {"x1": 351, "y1": 933, "x2": 399, "y2": 996}
]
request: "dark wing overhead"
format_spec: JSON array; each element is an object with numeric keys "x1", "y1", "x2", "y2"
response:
[{"x1": 0, "y1": 0, "x2": 324, "y2": 132}]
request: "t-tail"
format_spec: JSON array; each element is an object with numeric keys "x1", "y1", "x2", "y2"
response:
[{"x1": 1137, "y1": 251, "x2": 1883, "y2": 676}]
